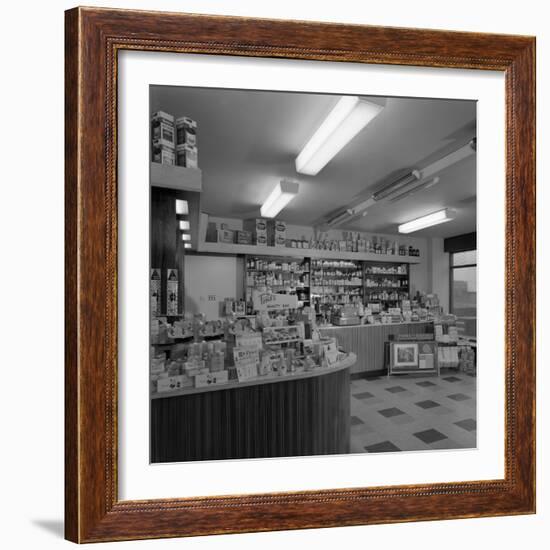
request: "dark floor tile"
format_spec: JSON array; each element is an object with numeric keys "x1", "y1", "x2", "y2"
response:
[
  {"x1": 454, "y1": 418, "x2": 477, "y2": 432},
  {"x1": 447, "y1": 393, "x2": 471, "y2": 402},
  {"x1": 385, "y1": 385, "x2": 407, "y2": 394},
  {"x1": 442, "y1": 376, "x2": 462, "y2": 382},
  {"x1": 416, "y1": 381, "x2": 437, "y2": 388},
  {"x1": 415, "y1": 399, "x2": 441, "y2": 409},
  {"x1": 350, "y1": 415, "x2": 364, "y2": 426},
  {"x1": 365, "y1": 441, "x2": 401, "y2": 453},
  {"x1": 353, "y1": 391, "x2": 375, "y2": 400},
  {"x1": 377, "y1": 407, "x2": 405, "y2": 418},
  {"x1": 413, "y1": 428, "x2": 448, "y2": 444}
]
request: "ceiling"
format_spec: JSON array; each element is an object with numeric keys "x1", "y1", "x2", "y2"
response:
[{"x1": 151, "y1": 86, "x2": 476, "y2": 239}]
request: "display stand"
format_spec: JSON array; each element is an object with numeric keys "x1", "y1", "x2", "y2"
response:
[{"x1": 387, "y1": 338, "x2": 439, "y2": 377}]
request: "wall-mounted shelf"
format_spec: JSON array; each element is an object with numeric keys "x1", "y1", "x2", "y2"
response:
[
  {"x1": 198, "y1": 241, "x2": 421, "y2": 264},
  {"x1": 151, "y1": 162, "x2": 202, "y2": 192}
]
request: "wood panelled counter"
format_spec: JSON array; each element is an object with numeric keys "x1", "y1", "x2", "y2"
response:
[
  {"x1": 151, "y1": 354, "x2": 355, "y2": 463},
  {"x1": 319, "y1": 322, "x2": 433, "y2": 375}
]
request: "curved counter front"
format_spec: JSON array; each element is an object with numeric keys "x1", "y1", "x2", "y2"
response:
[{"x1": 151, "y1": 354, "x2": 355, "y2": 463}]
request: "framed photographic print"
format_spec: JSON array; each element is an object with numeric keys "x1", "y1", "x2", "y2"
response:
[
  {"x1": 393, "y1": 343, "x2": 419, "y2": 368},
  {"x1": 65, "y1": 7, "x2": 535, "y2": 543}
]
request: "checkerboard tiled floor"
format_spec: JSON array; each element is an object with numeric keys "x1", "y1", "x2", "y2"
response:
[{"x1": 350, "y1": 369, "x2": 477, "y2": 454}]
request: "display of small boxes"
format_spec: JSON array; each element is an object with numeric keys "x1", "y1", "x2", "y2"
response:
[
  {"x1": 176, "y1": 117, "x2": 197, "y2": 147},
  {"x1": 268, "y1": 220, "x2": 287, "y2": 247},
  {"x1": 151, "y1": 111, "x2": 175, "y2": 148},
  {"x1": 217, "y1": 229, "x2": 235, "y2": 244},
  {"x1": 236, "y1": 230, "x2": 253, "y2": 245},
  {"x1": 244, "y1": 218, "x2": 268, "y2": 246},
  {"x1": 176, "y1": 144, "x2": 198, "y2": 168},
  {"x1": 151, "y1": 142, "x2": 175, "y2": 165}
]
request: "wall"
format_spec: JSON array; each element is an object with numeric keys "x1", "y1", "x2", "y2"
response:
[
  {"x1": 209, "y1": 215, "x2": 430, "y2": 295},
  {"x1": 184, "y1": 254, "x2": 244, "y2": 318},
  {"x1": 429, "y1": 237, "x2": 450, "y2": 312},
  {"x1": 1, "y1": 2, "x2": 547, "y2": 550}
]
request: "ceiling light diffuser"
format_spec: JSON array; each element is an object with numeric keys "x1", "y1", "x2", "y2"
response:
[
  {"x1": 184, "y1": 243, "x2": 192, "y2": 249},
  {"x1": 179, "y1": 220, "x2": 190, "y2": 230},
  {"x1": 260, "y1": 180, "x2": 299, "y2": 218},
  {"x1": 295, "y1": 96, "x2": 384, "y2": 175},
  {"x1": 398, "y1": 208, "x2": 454, "y2": 234},
  {"x1": 181, "y1": 233, "x2": 191, "y2": 241}
]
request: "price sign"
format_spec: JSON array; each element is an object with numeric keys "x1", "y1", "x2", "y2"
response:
[{"x1": 252, "y1": 291, "x2": 298, "y2": 312}]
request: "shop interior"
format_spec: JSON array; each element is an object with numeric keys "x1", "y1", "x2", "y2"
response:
[{"x1": 149, "y1": 86, "x2": 477, "y2": 463}]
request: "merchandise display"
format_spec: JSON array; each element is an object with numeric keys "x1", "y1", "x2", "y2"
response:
[{"x1": 151, "y1": 110, "x2": 200, "y2": 168}]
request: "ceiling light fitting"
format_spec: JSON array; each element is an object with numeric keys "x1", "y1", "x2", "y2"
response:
[
  {"x1": 295, "y1": 96, "x2": 384, "y2": 176},
  {"x1": 260, "y1": 180, "x2": 299, "y2": 218}
]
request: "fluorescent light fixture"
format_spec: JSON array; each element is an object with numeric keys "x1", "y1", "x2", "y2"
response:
[
  {"x1": 326, "y1": 209, "x2": 355, "y2": 227},
  {"x1": 349, "y1": 197, "x2": 376, "y2": 216},
  {"x1": 388, "y1": 176, "x2": 441, "y2": 203},
  {"x1": 398, "y1": 208, "x2": 454, "y2": 234},
  {"x1": 296, "y1": 96, "x2": 383, "y2": 175},
  {"x1": 181, "y1": 233, "x2": 191, "y2": 241},
  {"x1": 179, "y1": 220, "x2": 190, "y2": 230},
  {"x1": 260, "y1": 180, "x2": 299, "y2": 218},
  {"x1": 175, "y1": 199, "x2": 189, "y2": 215},
  {"x1": 419, "y1": 142, "x2": 475, "y2": 179},
  {"x1": 184, "y1": 243, "x2": 192, "y2": 249}
]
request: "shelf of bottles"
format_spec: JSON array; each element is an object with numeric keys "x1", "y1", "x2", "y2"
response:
[
  {"x1": 245, "y1": 255, "x2": 310, "y2": 306},
  {"x1": 311, "y1": 259, "x2": 363, "y2": 309},
  {"x1": 363, "y1": 261, "x2": 410, "y2": 305}
]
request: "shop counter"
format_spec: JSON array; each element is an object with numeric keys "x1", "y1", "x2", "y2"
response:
[
  {"x1": 319, "y1": 322, "x2": 433, "y2": 375},
  {"x1": 151, "y1": 354, "x2": 355, "y2": 463}
]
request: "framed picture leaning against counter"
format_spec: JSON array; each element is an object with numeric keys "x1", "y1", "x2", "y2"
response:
[{"x1": 65, "y1": 7, "x2": 535, "y2": 543}]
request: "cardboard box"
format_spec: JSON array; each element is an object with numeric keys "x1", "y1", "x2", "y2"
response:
[
  {"x1": 217, "y1": 229, "x2": 235, "y2": 244},
  {"x1": 195, "y1": 370, "x2": 229, "y2": 388},
  {"x1": 175, "y1": 116, "x2": 197, "y2": 146},
  {"x1": 176, "y1": 144, "x2": 198, "y2": 168},
  {"x1": 151, "y1": 145, "x2": 175, "y2": 165},
  {"x1": 151, "y1": 110, "x2": 175, "y2": 125},
  {"x1": 152, "y1": 121, "x2": 175, "y2": 149},
  {"x1": 236, "y1": 230, "x2": 252, "y2": 245}
]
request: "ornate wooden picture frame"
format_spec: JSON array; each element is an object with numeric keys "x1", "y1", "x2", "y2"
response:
[{"x1": 65, "y1": 6, "x2": 535, "y2": 543}]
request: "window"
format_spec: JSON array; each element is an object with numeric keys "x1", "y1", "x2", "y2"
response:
[{"x1": 450, "y1": 250, "x2": 476, "y2": 338}]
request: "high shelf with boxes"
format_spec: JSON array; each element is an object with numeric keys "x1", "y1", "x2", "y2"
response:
[
  {"x1": 363, "y1": 261, "x2": 410, "y2": 307},
  {"x1": 245, "y1": 256, "x2": 310, "y2": 309},
  {"x1": 310, "y1": 259, "x2": 363, "y2": 310}
]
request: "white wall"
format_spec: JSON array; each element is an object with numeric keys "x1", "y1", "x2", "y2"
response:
[
  {"x1": 184, "y1": 254, "x2": 244, "y2": 318},
  {"x1": 429, "y1": 237, "x2": 451, "y2": 312},
  {"x1": 1, "y1": 2, "x2": 547, "y2": 550}
]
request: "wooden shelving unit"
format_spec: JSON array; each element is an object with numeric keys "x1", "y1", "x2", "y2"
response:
[
  {"x1": 244, "y1": 255, "x2": 310, "y2": 310},
  {"x1": 363, "y1": 261, "x2": 410, "y2": 306}
]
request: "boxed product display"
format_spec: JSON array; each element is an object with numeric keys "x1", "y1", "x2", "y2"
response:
[
  {"x1": 217, "y1": 228, "x2": 235, "y2": 244},
  {"x1": 176, "y1": 143, "x2": 198, "y2": 168},
  {"x1": 267, "y1": 219, "x2": 287, "y2": 247},
  {"x1": 153, "y1": 144, "x2": 176, "y2": 166},
  {"x1": 236, "y1": 230, "x2": 252, "y2": 244},
  {"x1": 175, "y1": 116, "x2": 197, "y2": 147},
  {"x1": 195, "y1": 370, "x2": 229, "y2": 388}
]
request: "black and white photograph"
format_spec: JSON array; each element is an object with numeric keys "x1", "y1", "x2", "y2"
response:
[{"x1": 149, "y1": 85, "x2": 478, "y2": 463}]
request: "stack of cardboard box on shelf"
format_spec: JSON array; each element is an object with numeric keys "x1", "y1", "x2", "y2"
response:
[{"x1": 151, "y1": 111, "x2": 199, "y2": 168}]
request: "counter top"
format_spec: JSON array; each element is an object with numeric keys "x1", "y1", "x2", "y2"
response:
[
  {"x1": 318, "y1": 320, "x2": 433, "y2": 330},
  {"x1": 151, "y1": 352, "x2": 356, "y2": 399}
]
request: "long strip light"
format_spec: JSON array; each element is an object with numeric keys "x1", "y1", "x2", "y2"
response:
[
  {"x1": 260, "y1": 180, "x2": 299, "y2": 218},
  {"x1": 418, "y1": 140, "x2": 475, "y2": 179},
  {"x1": 296, "y1": 96, "x2": 384, "y2": 175},
  {"x1": 398, "y1": 208, "x2": 454, "y2": 234}
]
